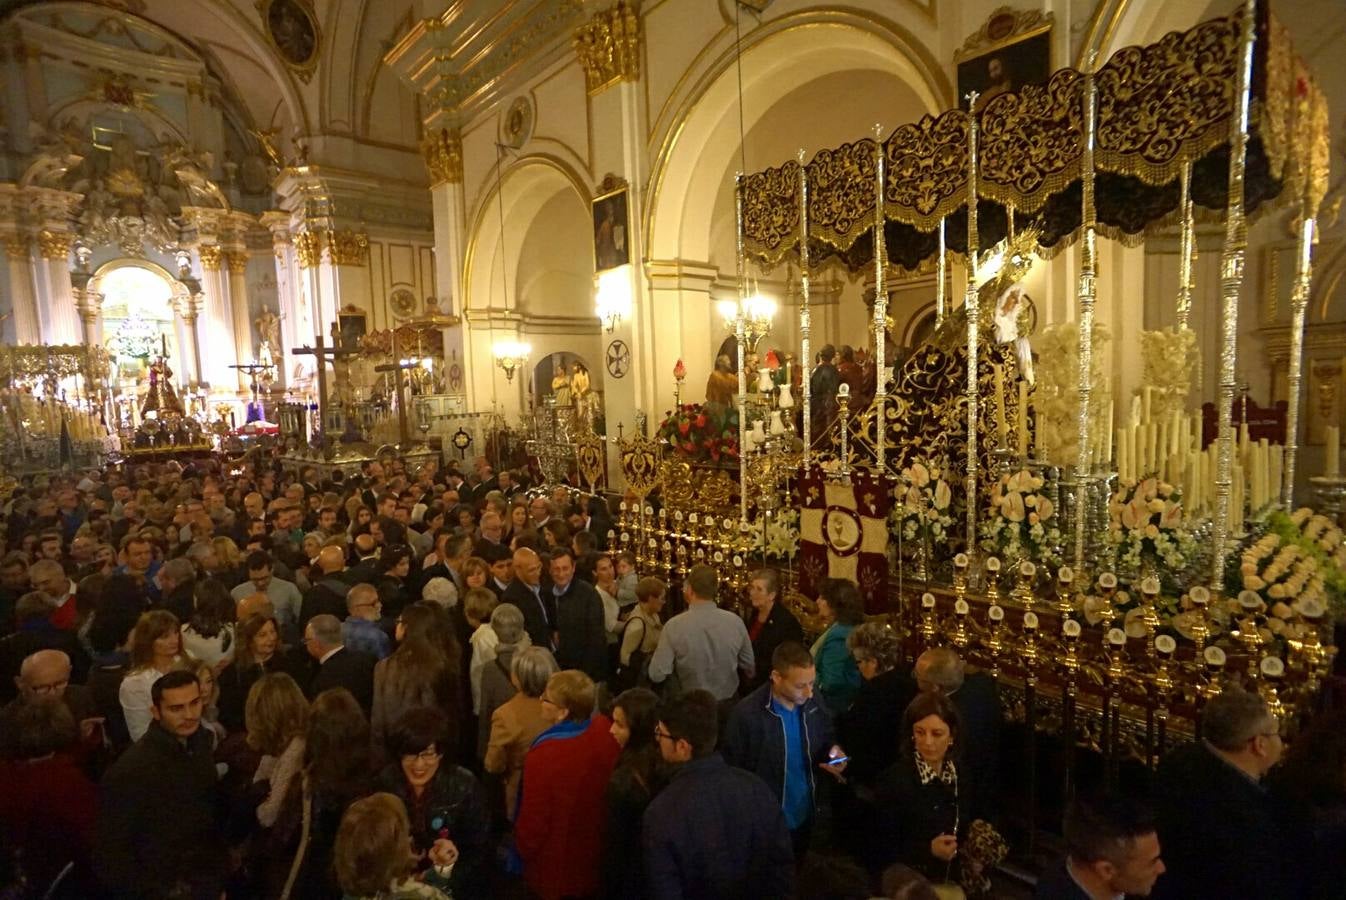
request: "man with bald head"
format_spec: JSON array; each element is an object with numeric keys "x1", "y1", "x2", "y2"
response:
[
  {"x1": 504, "y1": 547, "x2": 555, "y2": 649},
  {"x1": 300, "y1": 544, "x2": 354, "y2": 626},
  {"x1": 915, "y1": 645, "x2": 1001, "y2": 817},
  {"x1": 1, "y1": 648, "x2": 99, "y2": 758}
]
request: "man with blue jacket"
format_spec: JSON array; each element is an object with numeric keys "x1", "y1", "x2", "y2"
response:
[{"x1": 722, "y1": 640, "x2": 849, "y2": 857}]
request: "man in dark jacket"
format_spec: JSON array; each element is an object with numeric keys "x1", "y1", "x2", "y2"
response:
[
  {"x1": 1036, "y1": 794, "x2": 1166, "y2": 900},
  {"x1": 549, "y1": 547, "x2": 609, "y2": 682},
  {"x1": 505, "y1": 547, "x2": 554, "y2": 649},
  {"x1": 1150, "y1": 687, "x2": 1298, "y2": 900},
  {"x1": 303, "y1": 614, "x2": 376, "y2": 713},
  {"x1": 644, "y1": 690, "x2": 794, "y2": 900},
  {"x1": 721, "y1": 641, "x2": 847, "y2": 856},
  {"x1": 95, "y1": 669, "x2": 226, "y2": 899},
  {"x1": 300, "y1": 545, "x2": 353, "y2": 626}
]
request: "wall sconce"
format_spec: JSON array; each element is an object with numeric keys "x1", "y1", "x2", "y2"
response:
[
  {"x1": 493, "y1": 340, "x2": 531, "y2": 382},
  {"x1": 717, "y1": 291, "x2": 777, "y2": 354},
  {"x1": 595, "y1": 266, "x2": 631, "y2": 334}
]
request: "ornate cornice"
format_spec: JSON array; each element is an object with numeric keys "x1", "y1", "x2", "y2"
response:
[
  {"x1": 197, "y1": 244, "x2": 223, "y2": 271},
  {"x1": 421, "y1": 128, "x2": 464, "y2": 186},
  {"x1": 955, "y1": 6, "x2": 1053, "y2": 63},
  {"x1": 573, "y1": 0, "x2": 640, "y2": 95},
  {"x1": 37, "y1": 229, "x2": 72, "y2": 260}
]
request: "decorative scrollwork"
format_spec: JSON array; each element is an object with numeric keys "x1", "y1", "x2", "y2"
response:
[
  {"x1": 619, "y1": 433, "x2": 662, "y2": 499},
  {"x1": 574, "y1": 430, "x2": 606, "y2": 494}
]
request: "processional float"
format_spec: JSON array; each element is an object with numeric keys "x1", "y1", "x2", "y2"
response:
[{"x1": 612, "y1": 0, "x2": 1334, "y2": 796}]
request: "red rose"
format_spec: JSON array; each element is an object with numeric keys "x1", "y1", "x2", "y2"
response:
[
  {"x1": 695, "y1": 414, "x2": 707, "y2": 428},
  {"x1": 678, "y1": 422, "x2": 690, "y2": 436}
]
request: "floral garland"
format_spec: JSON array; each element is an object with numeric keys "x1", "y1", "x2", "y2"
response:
[
  {"x1": 1263, "y1": 507, "x2": 1346, "y2": 621},
  {"x1": 1107, "y1": 477, "x2": 1195, "y2": 574},
  {"x1": 657, "y1": 403, "x2": 739, "y2": 463},
  {"x1": 980, "y1": 469, "x2": 1061, "y2": 566},
  {"x1": 891, "y1": 460, "x2": 954, "y2": 544}
]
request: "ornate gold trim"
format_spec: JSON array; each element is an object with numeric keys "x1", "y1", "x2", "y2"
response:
[
  {"x1": 37, "y1": 229, "x2": 71, "y2": 260},
  {"x1": 197, "y1": 245, "x2": 223, "y2": 271},
  {"x1": 420, "y1": 128, "x2": 463, "y2": 186},
  {"x1": 3, "y1": 233, "x2": 29, "y2": 259},
  {"x1": 294, "y1": 231, "x2": 321, "y2": 269},
  {"x1": 327, "y1": 229, "x2": 369, "y2": 267},
  {"x1": 954, "y1": 6, "x2": 1054, "y2": 63},
  {"x1": 573, "y1": 0, "x2": 640, "y2": 95},
  {"x1": 225, "y1": 251, "x2": 250, "y2": 275}
]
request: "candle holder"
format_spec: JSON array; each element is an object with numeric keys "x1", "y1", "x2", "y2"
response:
[
  {"x1": 952, "y1": 552, "x2": 969, "y2": 600},
  {"x1": 1258, "y1": 656, "x2": 1286, "y2": 722},
  {"x1": 1185, "y1": 585, "x2": 1212, "y2": 653},
  {"x1": 1021, "y1": 611, "x2": 1042, "y2": 684},
  {"x1": 1055, "y1": 566, "x2": 1076, "y2": 619},
  {"x1": 1308, "y1": 474, "x2": 1346, "y2": 526},
  {"x1": 837, "y1": 383, "x2": 851, "y2": 477},
  {"x1": 1234, "y1": 591, "x2": 1267, "y2": 681},
  {"x1": 919, "y1": 592, "x2": 938, "y2": 650},
  {"x1": 985, "y1": 604, "x2": 1006, "y2": 679},
  {"x1": 1095, "y1": 572, "x2": 1119, "y2": 634},
  {"x1": 984, "y1": 556, "x2": 1002, "y2": 606},
  {"x1": 1152, "y1": 634, "x2": 1178, "y2": 760},
  {"x1": 1012, "y1": 560, "x2": 1037, "y2": 610},
  {"x1": 675, "y1": 542, "x2": 688, "y2": 577},
  {"x1": 1286, "y1": 598, "x2": 1331, "y2": 700},
  {"x1": 1198, "y1": 646, "x2": 1227, "y2": 704},
  {"x1": 1060, "y1": 618, "x2": 1082, "y2": 691},
  {"x1": 949, "y1": 598, "x2": 972, "y2": 650},
  {"x1": 1137, "y1": 576, "x2": 1162, "y2": 658}
]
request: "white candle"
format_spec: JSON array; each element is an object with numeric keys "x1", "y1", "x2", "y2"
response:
[
  {"x1": 1017, "y1": 381, "x2": 1029, "y2": 459},
  {"x1": 1116, "y1": 427, "x2": 1128, "y2": 481},
  {"x1": 1103, "y1": 402, "x2": 1113, "y2": 468},
  {"x1": 994, "y1": 365, "x2": 1007, "y2": 445},
  {"x1": 1327, "y1": 425, "x2": 1340, "y2": 477},
  {"x1": 1142, "y1": 386, "x2": 1153, "y2": 424}
]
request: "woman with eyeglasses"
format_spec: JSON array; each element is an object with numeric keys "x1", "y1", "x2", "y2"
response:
[{"x1": 375, "y1": 706, "x2": 489, "y2": 898}]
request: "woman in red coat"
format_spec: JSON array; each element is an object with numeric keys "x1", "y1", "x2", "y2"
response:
[{"x1": 514, "y1": 669, "x2": 621, "y2": 900}]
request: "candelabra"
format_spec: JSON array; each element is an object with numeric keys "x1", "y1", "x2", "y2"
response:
[
  {"x1": 1012, "y1": 560, "x2": 1036, "y2": 610},
  {"x1": 1186, "y1": 585, "x2": 1212, "y2": 652},
  {"x1": 1137, "y1": 577, "x2": 1162, "y2": 659},
  {"x1": 919, "y1": 592, "x2": 939, "y2": 650},
  {"x1": 984, "y1": 556, "x2": 1002, "y2": 606},
  {"x1": 949, "y1": 598, "x2": 972, "y2": 651},
  {"x1": 836, "y1": 383, "x2": 852, "y2": 477},
  {"x1": 1152, "y1": 634, "x2": 1178, "y2": 762},
  {"x1": 492, "y1": 340, "x2": 530, "y2": 382},
  {"x1": 985, "y1": 604, "x2": 1006, "y2": 680}
]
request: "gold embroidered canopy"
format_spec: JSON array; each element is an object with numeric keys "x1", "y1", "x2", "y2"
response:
[{"x1": 742, "y1": 5, "x2": 1330, "y2": 273}]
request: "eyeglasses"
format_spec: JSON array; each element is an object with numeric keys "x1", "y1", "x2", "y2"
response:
[
  {"x1": 653, "y1": 729, "x2": 674, "y2": 742},
  {"x1": 29, "y1": 678, "x2": 69, "y2": 695},
  {"x1": 540, "y1": 696, "x2": 557, "y2": 707},
  {"x1": 405, "y1": 749, "x2": 442, "y2": 763}
]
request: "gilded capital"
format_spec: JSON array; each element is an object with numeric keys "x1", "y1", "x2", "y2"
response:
[
  {"x1": 2, "y1": 232, "x2": 28, "y2": 259},
  {"x1": 198, "y1": 245, "x2": 224, "y2": 271},
  {"x1": 421, "y1": 128, "x2": 463, "y2": 186},
  {"x1": 294, "y1": 231, "x2": 322, "y2": 269},
  {"x1": 327, "y1": 229, "x2": 369, "y2": 267},
  {"x1": 225, "y1": 251, "x2": 250, "y2": 275},
  {"x1": 37, "y1": 229, "x2": 72, "y2": 260},
  {"x1": 573, "y1": 0, "x2": 640, "y2": 96}
]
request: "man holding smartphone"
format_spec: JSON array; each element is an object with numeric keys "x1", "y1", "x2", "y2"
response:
[{"x1": 721, "y1": 641, "x2": 848, "y2": 858}]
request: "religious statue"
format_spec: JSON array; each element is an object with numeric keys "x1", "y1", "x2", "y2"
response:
[
  {"x1": 706, "y1": 354, "x2": 738, "y2": 407},
  {"x1": 572, "y1": 362, "x2": 593, "y2": 426},
  {"x1": 255, "y1": 305, "x2": 282, "y2": 358},
  {"x1": 992, "y1": 284, "x2": 1037, "y2": 386},
  {"x1": 141, "y1": 356, "x2": 184, "y2": 417},
  {"x1": 551, "y1": 363, "x2": 573, "y2": 407}
]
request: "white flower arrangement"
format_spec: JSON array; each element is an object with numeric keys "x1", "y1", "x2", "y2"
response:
[
  {"x1": 754, "y1": 508, "x2": 800, "y2": 560},
  {"x1": 1107, "y1": 477, "x2": 1195, "y2": 574},
  {"x1": 891, "y1": 460, "x2": 955, "y2": 545},
  {"x1": 980, "y1": 469, "x2": 1061, "y2": 565}
]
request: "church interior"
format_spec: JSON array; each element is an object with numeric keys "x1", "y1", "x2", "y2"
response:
[{"x1": 1, "y1": 0, "x2": 1346, "y2": 896}]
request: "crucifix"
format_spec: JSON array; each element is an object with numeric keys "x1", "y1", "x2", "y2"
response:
[
  {"x1": 373, "y1": 329, "x2": 419, "y2": 448},
  {"x1": 229, "y1": 360, "x2": 275, "y2": 423},
  {"x1": 290, "y1": 329, "x2": 357, "y2": 447}
]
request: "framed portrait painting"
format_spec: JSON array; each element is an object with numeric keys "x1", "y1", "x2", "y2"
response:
[
  {"x1": 956, "y1": 8, "x2": 1053, "y2": 112},
  {"x1": 592, "y1": 184, "x2": 630, "y2": 273}
]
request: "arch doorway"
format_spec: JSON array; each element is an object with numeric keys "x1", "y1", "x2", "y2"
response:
[{"x1": 95, "y1": 261, "x2": 187, "y2": 392}]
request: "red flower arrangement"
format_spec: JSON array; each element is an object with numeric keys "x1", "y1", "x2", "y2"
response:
[{"x1": 658, "y1": 402, "x2": 740, "y2": 463}]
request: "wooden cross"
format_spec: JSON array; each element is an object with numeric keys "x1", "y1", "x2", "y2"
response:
[
  {"x1": 373, "y1": 330, "x2": 420, "y2": 448},
  {"x1": 290, "y1": 330, "x2": 357, "y2": 446}
]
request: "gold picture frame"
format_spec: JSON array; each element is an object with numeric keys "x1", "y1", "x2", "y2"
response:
[
  {"x1": 592, "y1": 176, "x2": 630, "y2": 273},
  {"x1": 258, "y1": 0, "x2": 320, "y2": 84},
  {"x1": 955, "y1": 7, "x2": 1053, "y2": 112}
]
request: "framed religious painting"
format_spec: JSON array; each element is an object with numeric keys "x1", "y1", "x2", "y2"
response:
[
  {"x1": 955, "y1": 8, "x2": 1053, "y2": 112},
  {"x1": 260, "y1": 0, "x2": 320, "y2": 82},
  {"x1": 337, "y1": 306, "x2": 367, "y2": 351},
  {"x1": 592, "y1": 179, "x2": 630, "y2": 273}
]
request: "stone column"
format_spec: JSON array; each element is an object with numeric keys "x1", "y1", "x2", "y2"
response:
[
  {"x1": 32, "y1": 229, "x2": 80, "y2": 344},
  {"x1": 262, "y1": 212, "x2": 303, "y2": 388},
  {"x1": 72, "y1": 286, "x2": 102, "y2": 347},
  {"x1": 226, "y1": 249, "x2": 253, "y2": 368},
  {"x1": 173, "y1": 289, "x2": 203, "y2": 387},
  {"x1": 575, "y1": 0, "x2": 646, "y2": 479},
  {"x1": 195, "y1": 244, "x2": 239, "y2": 392},
  {"x1": 2, "y1": 232, "x2": 40, "y2": 343},
  {"x1": 315, "y1": 228, "x2": 370, "y2": 328},
  {"x1": 422, "y1": 128, "x2": 469, "y2": 398}
]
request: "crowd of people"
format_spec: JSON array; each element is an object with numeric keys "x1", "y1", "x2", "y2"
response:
[{"x1": 0, "y1": 454, "x2": 1342, "y2": 900}]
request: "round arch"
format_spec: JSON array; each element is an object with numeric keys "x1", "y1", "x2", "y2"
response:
[
  {"x1": 89, "y1": 258, "x2": 194, "y2": 385},
  {"x1": 645, "y1": 11, "x2": 952, "y2": 264}
]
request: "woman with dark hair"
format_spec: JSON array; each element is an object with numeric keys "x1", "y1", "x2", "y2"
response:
[
  {"x1": 181, "y1": 577, "x2": 236, "y2": 669},
  {"x1": 838, "y1": 622, "x2": 914, "y2": 785},
  {"x1": 375, "y1": 706, "x2": 490, "y2": 898},
  {"x1": 372, "y1": 603, "x2": 463, "y2": 759},
  {"x1": 867, "y1": 691, "x2": 971, "y2": 886},
  {"x1": 602, "y1": 687, "x2": 662, "y2": 899},
  {"x1": 378, "y1": 544, "x2": 415, "y2": 620},
  {"x1": 505, "y1": 501, "x2": 530, "y2": 544},
  {"x1": 540, "y1": 520, "x2": 571, "y2": 555},
  {"x1": 217, "y1": 614, "x2": 309, "y2": 731},
  {"x1": 1269, "y1": 708, "x2": 1346, "y2": 899},
  {"x1": 119, "y1": 609, "x2": 185, "y2": 742},
  {"x1": 813, "y1": 577, "x2": 865, "y2": 713},
  {"x1": 452, "y1": 504, "x2": 477, "y2": 534}
]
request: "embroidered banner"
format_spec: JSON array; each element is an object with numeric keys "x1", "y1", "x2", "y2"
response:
[{"x1": 796, "y1": 464, "x2": 895, "y2": 614}]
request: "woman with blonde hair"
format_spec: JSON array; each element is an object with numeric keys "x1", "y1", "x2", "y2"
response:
[
  {"x1": 192, "y1": 658, "x2": 228, "y2": 748},
  {"x1": 334, "y1": 793, "x2": 451, "y2": 899},
  {"x1": 118, "y1": 609, "x2": 185, "y2": 742},
  {"x1": 245, "y1": 672, "x2": 309, "y2": 828}
]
